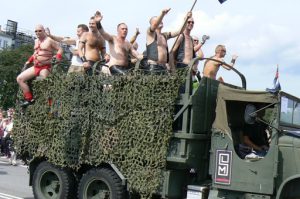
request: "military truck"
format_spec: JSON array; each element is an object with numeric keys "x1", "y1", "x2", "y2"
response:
[{"x1": 14, "y1": 57, "x2": 300, "y2": 199}]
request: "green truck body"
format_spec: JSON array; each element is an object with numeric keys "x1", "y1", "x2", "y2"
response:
[{"x1": 14, "y1": 59, "x2": 300, "y2": 199}]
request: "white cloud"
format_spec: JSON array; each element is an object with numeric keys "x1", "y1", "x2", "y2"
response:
[{"x1": 166, "y1": 9, "x2": 300, "y2": 97}]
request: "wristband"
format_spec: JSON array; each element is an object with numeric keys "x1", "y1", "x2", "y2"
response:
[
  {"x1": 28, "y1": 55, "x2": 34, "y2": 63},
  {"x1": 80, "y1": 56, "x2": 87, "y2": 62},
  {"x1": 96, "y1": 21, "x2": 102, "y2": 30},
  {"x1": 56, "y1": 53, "x2": 63, "y2": 60},
  {"x1": 231, "y1": 59, "x2": 236, "y2": 64}
]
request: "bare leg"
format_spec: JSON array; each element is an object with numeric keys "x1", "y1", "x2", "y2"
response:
[
  {"x1": 39, "y1": 69, "x2": 51, "y2": 79},
  {"x1": 16, "y1": 67, "x2": 36, "y2": 93}
]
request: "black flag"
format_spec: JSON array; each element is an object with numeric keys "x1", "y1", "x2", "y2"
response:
[{"x1": 218, "y1": 0, "x2": 227, "y2": 3}]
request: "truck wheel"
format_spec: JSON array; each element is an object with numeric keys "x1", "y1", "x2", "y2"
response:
[
  {"x1": 78, "y1": 168, "x2": 125, "y2": 199},
  {"x1": 32, "y1": 161, "x2": 75, "y2": 199}
]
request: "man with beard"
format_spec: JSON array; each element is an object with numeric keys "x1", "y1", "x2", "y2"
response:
[
  {"x1": 78, "y1": 16, "x2": 109, "y2": 75},
  {"x1": 172, "y1": 17, "x2": 208, "y2": 71}
]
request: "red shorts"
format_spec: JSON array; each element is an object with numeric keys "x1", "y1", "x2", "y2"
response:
[{"x1": 34, "y1": 65, "x2": 51, "y2": 76}]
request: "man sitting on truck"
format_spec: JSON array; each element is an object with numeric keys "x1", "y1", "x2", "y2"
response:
[{"x1": 16, "y1": 24, "x2": 63, "y2": 107}]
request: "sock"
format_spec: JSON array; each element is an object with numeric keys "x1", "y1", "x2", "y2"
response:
[{"x1": 24, "y1": 91, "x2": 33, "y2": 101}]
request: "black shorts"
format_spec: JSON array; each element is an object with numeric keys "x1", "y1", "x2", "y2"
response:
[
  {"x1": 147, "y1": 63, "x2": 167, "y2": 75},
  {"x1": 176, "y1": 62, "x2": 188, "y2": 69},
  {"x1": 110, "y1": 65, "x2": 131, "y2": 75}
]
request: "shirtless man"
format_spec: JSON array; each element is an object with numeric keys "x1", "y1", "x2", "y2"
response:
[
  {"x1": 95, "y1": 11, "x2": 141, "y2": 75},
  {"x1": 203, "y1": 45, "x2": 238, "y2": 81},
  {"x1": 16, "y1": 24, "x2": 63, "y2": 107},
  {"x1": 46, "y1": 24, "x2": 89, "y2": 74},
  {"x1": 172, "y1": 17, "x2": 206, "y2": 70},
  {"x1": 78, "y1": 16, "x2": 108, "y2": 75},
  {"x1": 146, "y1": 8, "x2": 192, "y2": 73}
]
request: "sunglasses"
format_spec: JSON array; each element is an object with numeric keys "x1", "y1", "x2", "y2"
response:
[
  {"x1": 188, "y1": 21, "x2": 194, "y2": 24},
  {"x1": 35, "y1": 30, "x2": 43, "y2": 33}
]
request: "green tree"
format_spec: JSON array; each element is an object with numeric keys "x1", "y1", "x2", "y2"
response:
[{"x1": 0, "y1": 45, "x2": 33, "y2": 109}]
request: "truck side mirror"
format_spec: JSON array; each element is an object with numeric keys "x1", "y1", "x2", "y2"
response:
[{"x1": 244, "y1": 104, "x2": 257, "y2": 124}]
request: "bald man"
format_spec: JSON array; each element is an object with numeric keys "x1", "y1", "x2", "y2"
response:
[
  {"x1": 95, "y1": 11, "x2": 141, "y2": 75},
  {"x1": 203, "y1": 45, "x2": 238, "y2": 81},
  {"x1": 17, "y1": 24, "x2": 63, "y2": 107}
]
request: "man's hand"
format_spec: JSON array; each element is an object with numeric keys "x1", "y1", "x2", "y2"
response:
[
  {"x1": 83, "y1": 62, "x2": 91, "y2": 69},
  {"x1": 52, "y1": 53, "x2": 63, "y2": 65},
  {"x1": 162, "y1": 8, "x2": 171, "y2": 15},
  {"x1": 94, "y1": 11, "x2": 103, "y2": 22},
  {"x1": 232, "y1": 55, "x2": 238, "y2": 60},
  {"x1": 186, "y1": 11, "x2": 192, "y2": 19},
  {"x1": 135, "y1": 28, "x2": 140, "y2": 36},
  {"x1": 201, "y1": 35, "x2": 210, "y2": 45}
]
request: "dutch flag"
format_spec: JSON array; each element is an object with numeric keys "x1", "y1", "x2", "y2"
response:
[{"x1": 266, "y1": 65, "x2": 281, "y2": 93}]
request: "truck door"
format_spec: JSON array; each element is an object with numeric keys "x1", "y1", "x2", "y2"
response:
[{"x1": 210, "y1": 95, "x2": 279, "y2": 195}]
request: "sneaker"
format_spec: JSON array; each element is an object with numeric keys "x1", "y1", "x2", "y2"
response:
[
  {"x1": 21, "y1": 99, "x2": 35, "y2": 107},
  {"x1": 12, "y1": 159, "x2": 17, "y2": 166}
]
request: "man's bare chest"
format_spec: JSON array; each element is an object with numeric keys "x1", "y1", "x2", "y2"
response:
[
  {"x1": 157, "y1": 35, "x2": 167, "y2": 46},
  {"x1": 86, "y1": 35, "x2": 102, "y2": 48}
]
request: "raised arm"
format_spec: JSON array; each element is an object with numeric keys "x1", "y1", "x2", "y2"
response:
[
  {"x1": 94, "y1": 11, "x2": 114, "y2": 42},
  {"x1": 169, "y1": 11, "x2": 192, "y2": 38},
  {"x1": 130, "y1": 28, "x2": 140, "y2": 44},
  {"x1": 150, "y1": 8, "x2": 171, "y2": 32},
  {"x1": 222, "y1": 54, "x2": 238, "y2": 70},
  {"x1": 46, "y1": 27, "x2": 76, "y2": 45}
]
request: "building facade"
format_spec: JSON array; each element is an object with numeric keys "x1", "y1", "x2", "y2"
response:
[
  {"x1": 0, "y1": 29, "x2": 13, "y2": 50},
  {"x1": 0, "y1": 20, "x2": 34, "y2": 50}
]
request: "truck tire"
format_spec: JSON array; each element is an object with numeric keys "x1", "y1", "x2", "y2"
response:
[
  {"x1": 32, "y1": 161, "x2": 75, "y2": 199},
  {"x1": 78, "y1": 168, "x2": 125, "y2": 199}
]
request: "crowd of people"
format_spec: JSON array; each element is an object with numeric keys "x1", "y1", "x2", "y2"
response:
[
  {"x1": 16, "y1": 9, "x2": 238, "y2": 107},
  {"x1": 0, "y1": 108, "x2": 17, "y2": 166}
]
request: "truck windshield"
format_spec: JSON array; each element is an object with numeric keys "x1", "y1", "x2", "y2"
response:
[{"x1": 280, "y1": 95, "x2": 300, "y2": 127}]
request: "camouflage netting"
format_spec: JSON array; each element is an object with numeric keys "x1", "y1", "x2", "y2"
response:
[{"x1": 13, "y1": 69, "x2": 187, "y2": 198}]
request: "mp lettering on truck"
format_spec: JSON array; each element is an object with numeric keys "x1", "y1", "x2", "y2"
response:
[{"x1": 215, "y1": 150, "x2": 232, "y2": 185}]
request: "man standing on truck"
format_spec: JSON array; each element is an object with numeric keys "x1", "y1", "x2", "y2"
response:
[
  {"x1": 171, "y1": 17, "x2": 208, "y2": 72},
  {"x1": 203, "y1": 44, "x2": 238, "y2": 82},
  {"x1": 146, "y1": 8, "x2": 192, "y2": 73},
  {"x1": 94, "y1": 11, "x2": 142, "y2": 75},
  {"x1": 16, "y1": 24, "x2": 63, "y2": 107},
  {"x1": 46, "y1": 24, "x2": 93, "y2": 74},
  {"x1": 78, "y1": 16, "x2": 110, "y2": 75}
]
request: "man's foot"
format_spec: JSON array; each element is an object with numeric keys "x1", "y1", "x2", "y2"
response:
[{"x1": 21, "y1": 99, "x2": 35, "y2": 107}]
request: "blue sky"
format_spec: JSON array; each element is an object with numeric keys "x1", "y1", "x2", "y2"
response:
[{"x1": 1, "y1": 0, "x2": 299, "y2": 97}]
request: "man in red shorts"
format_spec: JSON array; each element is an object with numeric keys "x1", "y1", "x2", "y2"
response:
[{"x1": 16, "y1": 24, "x2": 63, "y2": 107}]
